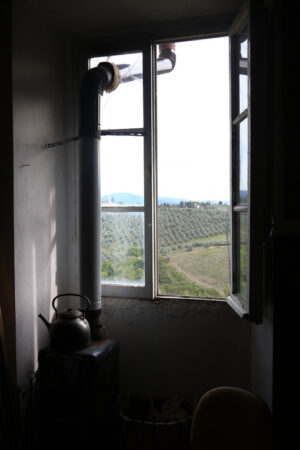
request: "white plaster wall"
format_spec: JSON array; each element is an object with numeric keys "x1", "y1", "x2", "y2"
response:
[
  {"x1": 101, "y1": 297, "x2": 251, "y2": 400},
  {"x1": 13, "y1": 0, "x2": 69, "y2": 387}
]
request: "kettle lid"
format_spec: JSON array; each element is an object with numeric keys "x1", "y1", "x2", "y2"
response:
[{"x1": 59, "y1": 309, "x2": 82, "y2": 320}]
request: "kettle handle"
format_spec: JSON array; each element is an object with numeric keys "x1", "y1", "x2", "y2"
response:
[{"x1": 52, "y1": 293, "x2": 91, "y2": 314}]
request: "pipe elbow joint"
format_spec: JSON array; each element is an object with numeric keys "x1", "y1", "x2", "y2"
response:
[{"x1": 79, "y1": 62, "x2": 120, "y2": 139}]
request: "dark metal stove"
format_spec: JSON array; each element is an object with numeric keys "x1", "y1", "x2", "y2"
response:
[{"x1": 37, "y1": 339, "x2": 119, "y2": 450}]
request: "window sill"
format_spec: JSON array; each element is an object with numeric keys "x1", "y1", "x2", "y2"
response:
[
  {"x1": 155, "y1": 295, "x2": 226, "y2": 304},
  {"x1": 102, "y1": 289, "x2": 227, "y2": 302},
  {"x1": 102, "y1": 293, "x2": 228, "y2": 307},
  {"x1": 101, "y1": 292, "x2": 253, "y2": 322},
  {"x1": 101, "y1": 295, "x2": 244, "y2": 319}
]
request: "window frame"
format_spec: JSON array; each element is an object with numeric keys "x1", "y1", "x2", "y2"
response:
[
  {"x1": 228, "y1": 6, "x2": 250, "y2": 317},
  {"x1": 74, "y1": 4, "x2": 265, "y2": 322},
  {"x1": 227, "y1": 0, "x2": 265, "y2": 323},
  {"x1": 93, "y1": 44, "x2": 155, "y2": 299}
]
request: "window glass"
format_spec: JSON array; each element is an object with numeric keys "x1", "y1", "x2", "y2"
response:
[
  {"x1": 239, "y1": 36, "x2": 248, "y2": 113},
  {"x1": 238, "y1": 118, "x2": 248, "y2": 204},
  {"x1": 101, "y1": 212, "x2": 145, "y2": 285},
  {"x1": 90, "y1": 52, "x2": 143, "y2": 129},
  {"x1": 238, "y1": 212, "x2": 248, "y2": 298},
  {"x1": 156, "y1": 37, "x2": 230, "y2": 298},
  {"x1": 100, "y1": 136, "x2": 144, "y2": 206},
  {"x1": 158, "y1": 204, "x2": 231, "y2": 297}
]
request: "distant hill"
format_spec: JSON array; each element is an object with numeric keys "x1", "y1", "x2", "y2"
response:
[
  {"x1": 102, "y1": 192, "x2": 143, "y2": 205},
  {"x1": 101, "y1": 192, "x2": 187, "y2": 205},
  {"x1": 158, "y1": 196, "x2": 188, "y2": 205},
  {"x1": 101, "y1": 192, "x2": 229, "y2": 205}
]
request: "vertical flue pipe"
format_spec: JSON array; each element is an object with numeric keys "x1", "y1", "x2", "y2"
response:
[{"x1": 79, "y1": 62, "x2": 119, "y2": 339}]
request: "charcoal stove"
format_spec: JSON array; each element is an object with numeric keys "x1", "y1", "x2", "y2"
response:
[{"x1": 37, "y1": 339, "x2": 119, "y2": 450}]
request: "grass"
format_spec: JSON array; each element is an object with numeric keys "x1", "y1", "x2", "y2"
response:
[{"x1": 168, "y1": 245, "x2": 230, "y2": 296}]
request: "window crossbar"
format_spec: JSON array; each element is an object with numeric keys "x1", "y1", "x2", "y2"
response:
[
  {"x1": 101, "y1": 128, "x2": 144, "y2": 136},
  {"x1": 101, "y1": 206, "x2": 144, "y2": 213}
]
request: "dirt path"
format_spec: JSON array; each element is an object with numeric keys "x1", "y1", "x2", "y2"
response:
[{"x1": 169, "y1": 260, "x2": 218, "y2": 291}]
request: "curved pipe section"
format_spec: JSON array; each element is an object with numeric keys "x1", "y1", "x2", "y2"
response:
[
  {"x1": 117, "y1": 43, "x2": 176, "y2": 83},
  {"x1": 79, "y1": 62, "x2": 116, "y2": 139},
  {"x1": 157, "y1": 43, "x2": 176, "y2": 74},
  {"x1": 79, "y1": 62, "x2": 118, "y2": 339}
]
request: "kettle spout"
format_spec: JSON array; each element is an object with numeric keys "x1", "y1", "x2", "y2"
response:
[{"x1": 38, "y1": 313, "x2": 51, "y2": 331}]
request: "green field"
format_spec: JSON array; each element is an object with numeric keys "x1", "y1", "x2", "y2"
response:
[
  {"x1": 101, "y1": 203, "x2": 230, "y2": 297},
  {"x1": 166, "y1": 245, "x2": 230, "y2": 296}
]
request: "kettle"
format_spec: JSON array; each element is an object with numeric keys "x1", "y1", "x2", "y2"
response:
[{"x1": 38, "y1": 293, "x2": 91, "y2": 352}]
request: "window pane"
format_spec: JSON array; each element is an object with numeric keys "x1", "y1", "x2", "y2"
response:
[
  {"x1": 100, "y1": 136, "x2": 144, "y2": 206},
  {"x1": 237, "y1": 212, "x2": 248, "y2": 298},
  {"x1": 156, "y1": 37, "x2": 230, "y2": 298},
  {"x1": 89, "y1": 52, "x2": 143, "y2": 129},
  {"x1": 239, "y1": 118, "x2": 248, "y2": 204},
  {"x1": 101, "y1": 212, "x2": 145, "y2": 285},
  {"x1": 239, "y1": 36, "x2": 248, "y2": 113},
  {"x1": 158, "y1": 204, "x2": 231, "y2": 297}
]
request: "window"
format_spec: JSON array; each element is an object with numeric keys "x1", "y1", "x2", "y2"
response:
[
  {"x1": 229, "y1": 20, "x2": 250, "y2": 314},
  {"x1": 227, "y1": 1, "x2": 265, "y2": 322},
  {"x1": 156, "y1": 38, "x2": 230, "y2": 299},
  {"x1": 89, "y1": 51, "x2": 152, "y2": 299},
  {"x1": 83, "y1": 1, "x2": 264, "y2": 322}
]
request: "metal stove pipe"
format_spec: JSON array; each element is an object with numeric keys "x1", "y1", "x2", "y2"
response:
[
  {"x1": 78, "y1": 47, "x2": 175, "y2": 339},
  {"x1": 79, "y1": 62, "x2": 119, "y2": 339}
]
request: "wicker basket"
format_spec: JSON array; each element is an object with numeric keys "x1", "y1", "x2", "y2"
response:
[{"x1": 119, "y1": 396, "x2": 192, "y2": 450}]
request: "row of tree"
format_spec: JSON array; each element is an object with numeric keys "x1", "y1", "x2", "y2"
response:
[{"x1": 101, "y1": 203, "x2": 230, "y2": 296}]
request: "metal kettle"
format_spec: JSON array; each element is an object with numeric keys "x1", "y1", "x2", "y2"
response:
[{"x1": 38, "y1": 293, "x2": 91, "y2": 352}]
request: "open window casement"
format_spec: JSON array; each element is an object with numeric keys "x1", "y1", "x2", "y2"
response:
[
  {"x1": 82, "y1": 1, "x2": 266, "y2": 320},
  {"x1": 227, "y1": 0, "x2": 265, "y2": 323}
]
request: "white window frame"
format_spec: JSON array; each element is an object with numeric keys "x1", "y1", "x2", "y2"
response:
[
  {"x1": 75, "y1": 1, "x2": 265, "y2": 323},
  {"x1": 89, "y1": 43, "x2": 155, "y2": 300}
]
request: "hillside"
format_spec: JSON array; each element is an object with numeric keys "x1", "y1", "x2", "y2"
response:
[
  {"x1": 101, "y1": 203, "x2": 230, "y2": 297},
  {"x1": 158, "y1": 203, "x2": 229, "y2": 250}
]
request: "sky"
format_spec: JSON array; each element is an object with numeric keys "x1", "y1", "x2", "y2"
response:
[{"x1": 90, "y1": 36, "x2": 231, "y2": 203}]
